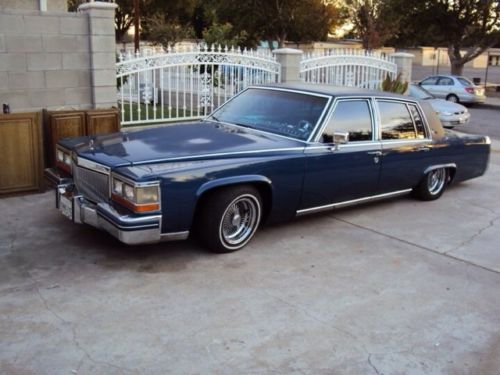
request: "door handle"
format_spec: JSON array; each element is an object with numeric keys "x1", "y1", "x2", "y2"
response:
[
  {"x1": 367, "y1": 151, "x2": 382, "y2": 164},
  {"x1": 417, "y1": 146, "x2": 430, "y2": 152}
]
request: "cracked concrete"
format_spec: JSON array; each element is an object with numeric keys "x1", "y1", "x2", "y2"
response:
[{"x1": 1, "y1": 149, "x2": 500, "y2": 374}]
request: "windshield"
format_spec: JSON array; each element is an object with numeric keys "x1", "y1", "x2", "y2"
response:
[
  {"x1": 209, "y1": 88, "x2": 328, "y2": 141},
  {"x1": 409, "y1": 84, "x2": 434, "y2": 100}
]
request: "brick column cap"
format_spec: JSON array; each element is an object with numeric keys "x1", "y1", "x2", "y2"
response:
[
  {"x1": 390, "y1": 52, "x2": 415, "y2": 58},
  {"x1": 78, "y1": 1, "x2": 118, "y2": 11},
  {"x1": 273, "y1": 48, "x2": 304, "y2": 55}
]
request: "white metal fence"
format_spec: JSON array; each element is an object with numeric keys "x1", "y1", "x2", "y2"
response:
[
  {"x1": 300, "y1": 49, "x2": 397, "y2": 89},
  {"x1": 116, "y1": 45, "x2": 281, "y2": 126}
]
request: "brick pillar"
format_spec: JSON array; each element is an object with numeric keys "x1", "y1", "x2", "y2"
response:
[
  {"x1": 390, "y1": 52, "x2": 414, "y2": 84},
  {"x1": 78, "y1": 1, "x2": 118, "y2": 109},
  {"x1": 273, "y1": 48, "x2": 303, "y2": 83}
]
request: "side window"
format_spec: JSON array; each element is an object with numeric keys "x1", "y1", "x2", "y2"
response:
[
  {"x1": 379, "y1": 101, "x2": 417, "y2": 140},
  {"x1": 322, "y1": 100, "x2": 373, "y2": 143},
  {"x1": 408, "y1": 105, "x2": 426, "y2": 139},
  {"x1": 421, "y1": 77, "x2": 438, "y2": 85},
  {"x1": 438, "y1": 77, "x2": 453, "y2": 85}
]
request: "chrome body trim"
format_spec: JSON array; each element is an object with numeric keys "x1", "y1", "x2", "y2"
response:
[
  {"x1": 296, "y1": 189, "x2": 413, "y2": 216},
  {"x1": 132, "y1": 147, "x2": 306, "y2": 165},
  {"x1": 424, "y1": 163, "x2": 456, "y2": 175},
  {"x1": 161, "y1": 231, "x2": 190, "y2": 241}
]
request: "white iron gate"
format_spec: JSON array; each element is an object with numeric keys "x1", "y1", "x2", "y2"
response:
[
  {"x1": 301, "y1": 49, "x2": 397, "y2": 89},
  {"x1": 117, "y1": 45, "x2": 281, "y2": 126}
]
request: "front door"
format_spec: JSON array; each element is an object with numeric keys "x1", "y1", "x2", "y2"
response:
[{"x1": 300, "y1": 99, "x2": 382, "y2": 209}]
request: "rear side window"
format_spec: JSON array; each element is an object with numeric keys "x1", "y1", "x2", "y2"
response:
[
  {"x1": 408, "y1": 105, "x2": 426, "y2": 138},
  {"x1": 438, "y1": 77, "x2": 453, "y2": 85},
  {"x1": 322, "y1": 100, "x2": 373, "y2": 143},
  {"x1": 421, "y1": 77, "x2": 438, "y2": 85},
  {"x1": 379, "y1": 101, "x2": 418, "y2": 140}
]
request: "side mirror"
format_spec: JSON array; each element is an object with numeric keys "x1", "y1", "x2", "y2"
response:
[{"x1": 334, "y1": 131, "x2": 349, "y2": 145}]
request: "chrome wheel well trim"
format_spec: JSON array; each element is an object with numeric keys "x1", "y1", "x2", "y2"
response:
[{"x1": 423, "y1": 163, "x2": 456, "y2": 175}]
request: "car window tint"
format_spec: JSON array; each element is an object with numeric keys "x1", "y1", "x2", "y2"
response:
[
  {"x1": 322, "y1": 100, "x2": 372, "y2": 143},
  {"x1": 379, "y1": 101, "x2": 417, "y2": 140},
  {"x1": 438, "y1": 77, "x2": 453, "y2": 85},
  {"x1": 457, "y1": 77, "x2": 472, "y2": 86},
  {"x1": 408, "y1": 105, "x2": 426, "y2": 139},
  {"x1": 421, "y1": 77, "x2": 438, "y2": 85}
]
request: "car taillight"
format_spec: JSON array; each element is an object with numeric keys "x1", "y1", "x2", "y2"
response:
[{"x1": 465, "y1": 87, "x2": 474, "y2": 94}]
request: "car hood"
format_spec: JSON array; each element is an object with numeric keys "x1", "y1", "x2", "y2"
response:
[
  {"x1": 426, "y1": 98, "x2": 467, "y2": 113},
  {"x1": 60, "y1": 121, "x2": 304, "y2": 167}
]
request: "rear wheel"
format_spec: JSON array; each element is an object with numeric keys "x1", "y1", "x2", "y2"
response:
[
  {"x1": 196, "y1": 186, "x2": 262, "y2": 253},
  {"x1": 446, "y1": 94, "x2": 459, "y2": 103},
  {"x1": 412, "y1": 168, "x2": 448, "y2": 201}
]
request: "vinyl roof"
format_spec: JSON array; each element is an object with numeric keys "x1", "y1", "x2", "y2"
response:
[{"x1": 258, "y1": 83, "x2": 409, "y2": 99}]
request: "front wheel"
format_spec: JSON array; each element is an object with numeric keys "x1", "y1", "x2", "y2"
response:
[
  {"x1": 196, "y1": 186, "x2": 262, "y2": 253},
  {"x1": 412, "y1": 168, "x2": 448, "y2": 201}
]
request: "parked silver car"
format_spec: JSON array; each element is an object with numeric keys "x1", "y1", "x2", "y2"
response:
[
  {"x1": 418, "y1": 75, "x2": 486, "y2": 104},
  {"x1": 409, "y1": 84, "x2": 470, "y2": 128}
]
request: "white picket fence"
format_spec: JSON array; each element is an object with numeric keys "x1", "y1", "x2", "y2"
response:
[
  {"x1": 116, "y1": 45, "x2": 281, "y2": 126},
  {"x1": 300, "y1": 49, "x2": 397, "y2": 89}
]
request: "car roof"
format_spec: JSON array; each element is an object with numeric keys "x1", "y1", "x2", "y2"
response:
[{"x1": 256, "y1": 83, "x2": 410, "y2": 100}]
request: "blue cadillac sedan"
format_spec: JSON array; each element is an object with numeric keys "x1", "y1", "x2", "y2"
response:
[{"x1": 45, "y1": 84, "x2": 490, "y2": 252}]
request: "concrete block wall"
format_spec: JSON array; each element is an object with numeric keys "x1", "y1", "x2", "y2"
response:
[{"x1": 0, "y1": 2, "x2": 117, "y2": 112}]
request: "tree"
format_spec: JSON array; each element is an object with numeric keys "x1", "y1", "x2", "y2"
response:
[
  {"x1": 346, "y1": 0, "x2": 405, "y2": 50},
  {"x1": 202, "y1": 23, "x2": 247, "y2": 48},
  {"x1": 426, "y1": 0, "x2": 499, "y2": 75},
  {"x1": 393, "y1": 1, "x2": 500, "y2": 75},
  {"x1": 215, "y1": 0, "x2": 346, "y2": 49},
  {"x1": 115, "y1": 0, "x2": 135, "y2": 43}
]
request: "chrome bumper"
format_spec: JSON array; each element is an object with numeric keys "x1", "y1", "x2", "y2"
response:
[{"x1": 45, "y1": 168, "x2": 188, "y2": 245}]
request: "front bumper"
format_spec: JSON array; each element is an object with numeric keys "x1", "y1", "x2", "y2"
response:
[
  {"x1": 440, "y1": 112, "x2": 471, "y2": 127},
  {"x1": 45, "y1": 168, "x2": 188, "y2": 245}
]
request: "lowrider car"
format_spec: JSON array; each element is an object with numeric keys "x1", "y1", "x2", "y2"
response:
[{"x1": 45, "y1": 84, "x2": 491, "y2": 253}]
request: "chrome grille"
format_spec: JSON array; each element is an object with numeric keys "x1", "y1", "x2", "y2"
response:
[{"x1": 73, "y1": 164, "x2": 109, "y2": 203}]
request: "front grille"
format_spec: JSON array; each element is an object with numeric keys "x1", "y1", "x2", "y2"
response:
[{"x1": 73, "y1": 164, "x2": 109, "y2": 203}]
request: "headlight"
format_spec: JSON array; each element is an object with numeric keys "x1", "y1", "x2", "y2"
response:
[
  {"x1": 55, "y1": 146, "x2": 72, "y2": 174},
  {"x1": 136, "y1": 186, "x2": 159, "y2": 204},
  {"x1": 111, "y1": 176, "x2": 160, "y2": 213},
  {"x1": 441, "y1": 111, "x2": 453, "y2": 116},
  {"x1": 112, "y1": 179, "x2": 123, "y2": 195}
]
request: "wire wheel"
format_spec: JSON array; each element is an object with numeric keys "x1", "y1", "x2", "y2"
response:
[
  {"x1": 427, "y1": 168, "x2": 446, "y2": 195},
  {"x1": 219, "y1": 195, "x2": 260, "y2": 249}
]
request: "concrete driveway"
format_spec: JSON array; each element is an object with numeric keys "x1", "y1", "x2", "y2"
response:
[{"x1": 1, "y1": 148, "x2": 500, "y2": 374}]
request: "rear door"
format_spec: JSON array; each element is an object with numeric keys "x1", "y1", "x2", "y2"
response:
[
  {"x1": 434, "y1": 76, "x2": 454, "y2": 99},
  {"x1": 375, "y1": 100, "x2": 432, "y2": 193},
  {"x1": 300, "y1": 98, "x2": 382, "y2": 209}
]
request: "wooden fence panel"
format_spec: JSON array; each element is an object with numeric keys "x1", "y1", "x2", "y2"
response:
[
  {"x1": 44, "y1": 108, "x2": 120, "y2": 167},
  {"x1": 0, "y1": 113, "x2": 42, "y2": 194}
]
